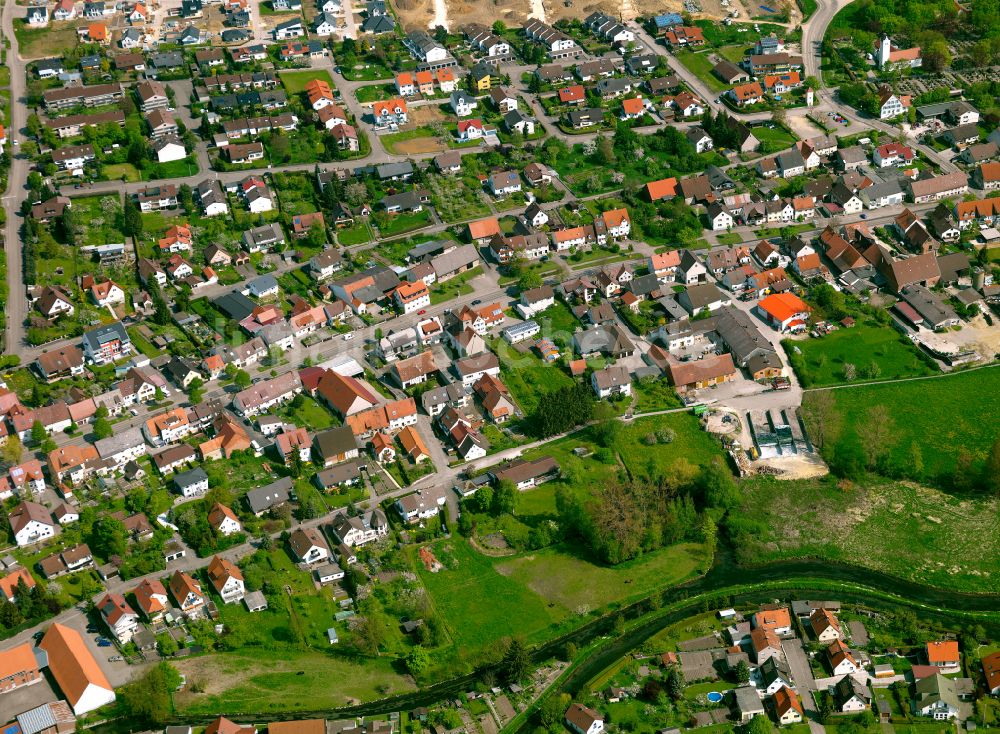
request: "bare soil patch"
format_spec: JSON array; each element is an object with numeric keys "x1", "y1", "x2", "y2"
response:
[{"x1": 393, "y1": 137, "x2": 447, "y2": 154}]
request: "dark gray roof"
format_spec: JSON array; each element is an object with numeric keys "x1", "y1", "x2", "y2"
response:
[
  {"x1": 246, "y1": 477, "x2": 293, "y2": 514},
  {"x1": 174, "y1": 467, "x2": 208, "y2": 488}
]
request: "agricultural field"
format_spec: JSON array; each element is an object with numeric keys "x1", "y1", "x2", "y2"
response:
[
  {"x1": 786, "y1": 322, "x2": 936, "y2": 387},
  {"x1": 803, "y1": 366, "x2": 1000, "y2": 484},
  {"x1": 731, "y1": 474, "x2": 1000, "y2": 593}
]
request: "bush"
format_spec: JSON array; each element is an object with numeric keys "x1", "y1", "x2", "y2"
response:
[{"x1": 656, "y1": 428, "x2": 676, "y2": 444}]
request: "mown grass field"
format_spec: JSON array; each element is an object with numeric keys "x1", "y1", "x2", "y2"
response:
[
  {"x1": 804, "y1": 366, "x2": 1000, "y2": 481},
  {"x1": 732, "y1": 475, "x2": 1000, "y2": 593},
  {"x1": 675, "y1": 50, "x2": 728, "y2": 93},
  {"x1": 786, "y1": 323, "x2": 936, "y2": 387},
  {"x1": 280, "y1": 69, "x2": 335, "y2": 94}
]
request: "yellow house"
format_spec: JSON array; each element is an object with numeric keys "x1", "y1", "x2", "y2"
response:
[{"x1": 471, "y1": 65, "x2": 492, "y2": 91}]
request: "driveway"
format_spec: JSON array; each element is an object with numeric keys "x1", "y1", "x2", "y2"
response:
[{"x1": 783, "y1": 639, "x2": 818, "y2": 704}]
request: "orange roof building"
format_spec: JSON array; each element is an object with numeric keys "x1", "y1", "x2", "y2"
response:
[
  {"x1": 753, "y1": 606, "x2": 792, "y2": 633},
  {"x1": 88, "y1": 23, "x2": 108, "y2": 42},
  {"x1": 205, "y1": 717, "x2": 257, "y2": 734},
  {"x1": 133, "y1": 578, "x2": 169, "y2": 619},
  {"x1": 646, "y1": 177, "x2": 679, "y2": 201},
  {"x1": 0, "y1": 642, "x2": 42, "y2": 694},
  {"x1": 397, "y1": 425, "x2": 430, "y2": 462},
  {"x1": 39, "y1": 623, "x2": 116, "y2": 714},
  {"x1": 621, "y1": 97, "x2": 645, "y2": 116},
  {"x1": 982, "y1": 651, "x2": 1000, "y2": 694},
  {"x1": 468, "y1": 217, "x2": 501, "y2": 242},
  {"x1": 0, "y1": 567, "x2": 37, "y2": 602},
  {"x1": 756, "y1": 293, "x2": 811, "y2": 332},
  {"x1": 927, "y1": 640, "x2": 960, "y2": 667},
  {"x1": 305, "y1": 79, "x2": 334, "y2": 108}
]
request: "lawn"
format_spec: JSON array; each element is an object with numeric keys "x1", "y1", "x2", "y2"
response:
[
  {"x1": 429, "y1": 266, "x2": 482, "y2": 305},
  {"x1": 535, "y1": 301, "x2": 581, "y2": 337},
  {"x1": 281, "y1": 395, "x2": 337, "y2": 430},
  {"x1": 786, "y1": 323, "x2": 936, "y2": 387},
  {"x1": 337, "y1": 221, "x2": 374, "y2": 246},
  {"x1": 632, "y1": 377, "x2": 683, "y2": 414},
  {"x1": 103, "y1": 163, "x2": 142, "y2": 182},
  {"x1": 751, "y1": 124, "x2": 799, "y2": 152},
  {"x1": 675, "y1": 50, "x2": 728, "y2": 93},
  {"x1": 426, "y1": 175, "x2": 491, "y2": 224},
  {"x1": 716, "y1": 232, "x2": 745, "y2": 245},
  {"x1": 381, "y1": 127, "x2": 443, "y2": 156},
  {"x1": 497, "y1": 346, "x2": 575, "y2": 416},
  {"x1": 355, "y1": 83, "x2": 396, "y2": 103},
  {"x1": 803, "y1": 366, "x2": 1000, "y2": 484},
  {"x1": 69, "y1": 195, "x2": 128, "y2": 244},
  {"x1": 339, "y1": 63, "x2": 393, "y2": 81},
  {"x1": 174, "y1": 650, "x2": 415, "y2": 714},
  {"x1": 376, "y1": 209, "x2": 433, "y2": 237},
  {"x1": 732, "y1": 474, "x2": 1000, "y2": 593},
  {"x1": 415, "y1": 538, "x2": 563, "y2": 650},
  {"x1": 517, "y1": 412, "x2": 726, "y2": 495},
  {"x1": 280, "y1": 69, "x2": 335, "y2": 94}
]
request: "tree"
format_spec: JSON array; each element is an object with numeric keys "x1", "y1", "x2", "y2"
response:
[
  {"x1": 856, "y1": 404, "x2": 894, "y2": 470},
  {"x1": 666, "y1": 666, "x2": 684, "y2": 700},
  {"x1": 597, "y1": 135, "x2": 615, "y2": 164},
  {"x1": 923, "y1": 39, "x2": 952, "y2": 71},
  {"x1": 518, "y1": 266, "x2": 543, "y2": 291},
  {"x1": 746, "y1": 714, "x2": 774, "y2": 734},
  {"x1": 500, "y1": 638, "x2": 530, "y2": 683},
  {"x1": 31, "y1": 420, "x2": 46, "y2": 445},
  {"x1": 803, "y1": 390, "x2": 841, "y2": 449},
  {"x1": 817, "y1": 692, "x2": 835, "y2": 723},
  {"x1": 90, "y1": 516, "x2": 128, "y2": 559},
  {"x1": 735, "y1": 659, "x2": 751, "y2": 685},
  {"x1": 93, "y1": 416, "x2": 113, "y2": 440},
  {"x1": 123, "y1": 197, "x2": 143, "y2": 238},
  {"x1": 405, "y1": 645, "x2": 430, "y2": 675},
  {"x1": 985, "y1": 437, "x2": 1000, "y2": 496},
  {"x1": 2, "y1": 435, "x2": 23, "y2": 466},
  {"x1": 117, "y1": 663, "x2": 180, "y2": 725},
  {"x1": 492, "y1": 480, "x2": 518, "y2": 516},
  {"x1": 234, "y1": 369, "x2": 252, "y2": 390},
  {"x1": 187, "y1": 378, "x2": 204, "y2": 406}
]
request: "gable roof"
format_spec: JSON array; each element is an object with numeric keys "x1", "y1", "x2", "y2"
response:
[{"x1": 39, "y1": 623, "x2": 114, "y2": 712}]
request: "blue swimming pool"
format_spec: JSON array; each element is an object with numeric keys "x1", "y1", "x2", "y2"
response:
[{"x1": 707, "y1": 691, "x2": 724, "y2": 703}]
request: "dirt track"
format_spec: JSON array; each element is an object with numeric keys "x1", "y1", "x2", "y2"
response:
[{"x1": 394, "y1": 0, "x2": 754, "y2": 32}]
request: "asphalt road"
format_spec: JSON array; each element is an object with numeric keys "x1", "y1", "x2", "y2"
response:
[{"x1": 2, "y1": 0, "x2": 30, "y2": 357}]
